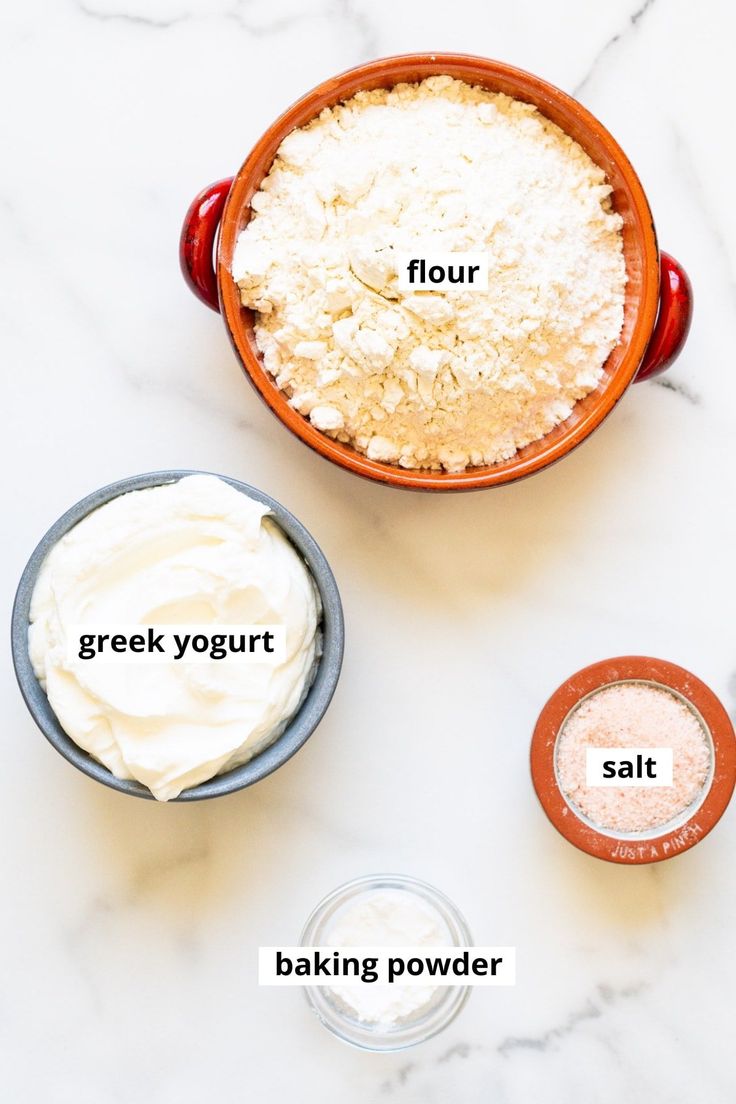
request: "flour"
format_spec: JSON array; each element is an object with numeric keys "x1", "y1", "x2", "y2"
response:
[{"x1": 232, "y1": 76, "x2": 626, "y2": 472}]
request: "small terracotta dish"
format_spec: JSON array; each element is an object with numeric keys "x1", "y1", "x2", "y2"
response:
[
  {"x1": 181, "y1": 53, "x2": 693, "y2": 492},
  {"x1": 530, "y1": 657, "x2": 736, "y2": 864}
]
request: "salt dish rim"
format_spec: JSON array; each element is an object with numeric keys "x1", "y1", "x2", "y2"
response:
[{"x1": 530, "y1": 656, "x2": 736, "y2": 864}]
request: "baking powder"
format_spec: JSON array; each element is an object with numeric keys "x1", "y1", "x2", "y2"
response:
[{"x1": 323, "y1": 888, "x2": 451, "y2": 1026}]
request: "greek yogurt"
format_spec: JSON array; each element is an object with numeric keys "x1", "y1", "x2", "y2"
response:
[{"x1": 28, "y1": 475, "x2": 321, "y2": 800}]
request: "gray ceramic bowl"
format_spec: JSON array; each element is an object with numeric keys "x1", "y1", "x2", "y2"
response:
[{"x1": 11, "y1": 470, "x2": 344, "y2": 801}]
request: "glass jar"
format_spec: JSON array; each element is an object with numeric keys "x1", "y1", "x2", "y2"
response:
[{"x1": 300, "y1": 873, "x2": 472, "y2": 1051}]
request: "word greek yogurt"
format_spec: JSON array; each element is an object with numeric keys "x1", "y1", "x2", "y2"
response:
[{"x1": 72, "y1": 625, "x2": 285, "y2": 663}]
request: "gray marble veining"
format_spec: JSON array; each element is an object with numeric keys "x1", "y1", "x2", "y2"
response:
[{"x1": 2, "y1": 0, "x2": 734, "y2": 1100}]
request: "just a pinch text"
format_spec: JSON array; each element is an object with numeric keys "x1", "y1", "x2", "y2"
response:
[{"x1": 68, "y1": 625, "x2": 286, "y2": 664}]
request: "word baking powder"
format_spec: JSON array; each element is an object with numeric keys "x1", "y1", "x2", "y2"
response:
[
  {"x1": 233, "y1": 75, "x2": 626, "y2": 472},
  {"x1": 555, "y1": 682, "x2": 711, "y2": 833}
]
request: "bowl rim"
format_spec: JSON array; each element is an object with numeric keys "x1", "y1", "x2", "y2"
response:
[
  {"x1": 530, "y1": 656, "x2": 736, "y2": 863},
  {"x1": 216, "y1": 51, "x2": 660, "y2": 491},
  {"x1": 11, "y1": 469, "x2": 344, "y2": 802}
]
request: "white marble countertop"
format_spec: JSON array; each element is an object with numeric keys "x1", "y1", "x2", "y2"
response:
[{"x1": 3, "y1": 0, "x2": 735, "y2": 1100}]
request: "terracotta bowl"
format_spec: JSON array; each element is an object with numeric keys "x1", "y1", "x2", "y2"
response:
[
  {"x1": 530, "y1": 657, "x2": 736, "y2": 864},
  {"x1": 181, "y1": 53, "x2": 693, "y2": 492}
]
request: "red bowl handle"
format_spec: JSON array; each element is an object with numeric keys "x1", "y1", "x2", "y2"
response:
[
  {"x1": 180, "y1": 187, "x2": 693, "y2": 381},
  {"x1": 179, "y1": 178, "x2": 234, "y2": 312},
  {"x1": 634, "y1": 252, "x2": 693, "y2": 383}
]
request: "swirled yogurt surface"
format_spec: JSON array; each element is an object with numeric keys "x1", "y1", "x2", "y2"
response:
[{"x1": 28, "y1": 475, "x2": 321, "y2": 800}]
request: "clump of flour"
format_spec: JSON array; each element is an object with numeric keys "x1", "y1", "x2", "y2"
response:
[{"x1": 233, "y1": 75, "x2": 626, "y2": 472}]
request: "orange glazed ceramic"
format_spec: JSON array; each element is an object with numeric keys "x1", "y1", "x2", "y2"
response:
[
  {"x1": 181, "y1": 54, "x2": 693, "y2": 491},
  {"x1": 530, "y1": 657, "x2": 736, "y2": 865}
]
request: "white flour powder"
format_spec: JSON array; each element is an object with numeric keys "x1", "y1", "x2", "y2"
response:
[
  {"x1": 323, "y1": 888, "x2": 451, "y2": 1026},
  {"x1": 233, "y1": 76, "x2": 626, "y2": 472}
]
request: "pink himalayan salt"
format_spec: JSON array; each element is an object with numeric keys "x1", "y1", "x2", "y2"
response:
[{"x1": 556, "y1": 682, "x2": 710, "y2": 834}]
